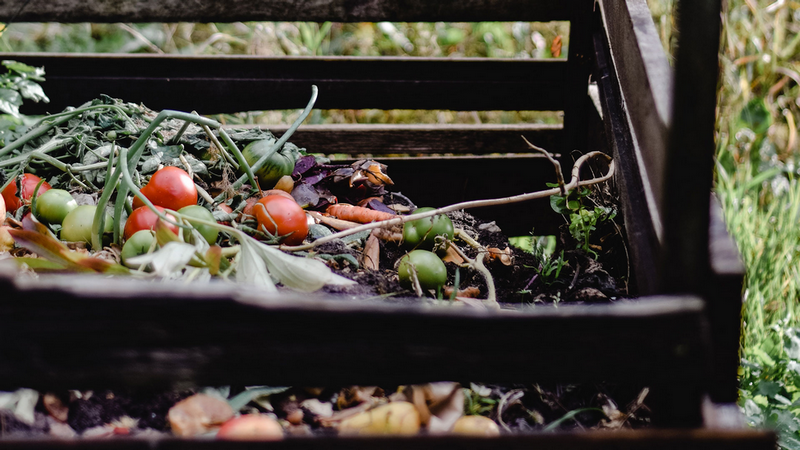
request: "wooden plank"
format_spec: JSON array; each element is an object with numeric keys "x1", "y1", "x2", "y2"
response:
[
  {"x1": 4, "y1": 53, "x2": 568, "y2": 114},
  {"x1": 597, "y1": 0, "x2": 672, "y2": 241},
  {"x1": 0, "y1": 268, "x2": 710, "y2": 389},
  {"x1": 338, "y1": 155, "x2": 562, "y2": 236},
  {"x1": 0, "y1": 429, "x2": 776, "y2": 450},
  {"x1": 264, "y1": 123, "x2": 564, "y2": 155},
  {"x1": 659, "y1": 0, "x2": 722, "y2": 293},
  {"x1": 561, "y1": 0, "x2": 595, "y2": 159},
  {"x1": 592, "y1": 24, "x2": 659, "y2": 296},
  {"x1": 704, "y1": 197, "x2": 744, "y2": 403},
  {"x1": 0, "y1": 0, "x2": 577, "y2": 23}
]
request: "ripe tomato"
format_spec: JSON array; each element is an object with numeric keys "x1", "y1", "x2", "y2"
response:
[
  {"x1": 124, "y1": 206, "x2": 179, "y2": 240},
  {"x1": 253, "y1": 195, "x2": 308, "y2": 246},
  {"x1": 34, "y1": 189, "x2": 78, "y2": 225},
  {"x1": 61, "y1": 205, "x2": 113, "y2": 246},
  {"x1": 2, "y1": 173, "x2": 52, "y2": 213},
  {"x1": 132, "y1": 166, "x2": 197, "y2": 211}
]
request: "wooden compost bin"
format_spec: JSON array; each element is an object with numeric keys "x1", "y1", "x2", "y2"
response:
[{"x1": 0, "y1": 0, "x2": 776, "y2": 448}]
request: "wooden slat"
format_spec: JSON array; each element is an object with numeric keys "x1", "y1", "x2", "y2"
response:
[
  {"x1": 704, "y1": 198, "x2": 745, "y2": 403},
  {"x1": 597, "y1": 0, "x2": 672, "y2": 242},
  {"x1": 336, "y1": 155, "x2": 561, "y2": 236},
  {"x1": 265, "y1": 123, "x2": 563, "y2": 155},
  {"x1": 0, "y1": 0, "x2": 575, "y2": 23},
  {"x1": 592, "y1": 22, "x2": 659, "y2": 295},
  {"x1": 0, "y1": 268, "x2": 709, "y2": 389},
  {"x1": 4, "y1": 53, "x2": 568, "y2": 115},
  {"x1": 0, "y1": 429, "x2": 777, "y2": 450},
  {"x1": 659, "y1": 0, "x2": 722, "y2": 293},
  {"x1": 561, "y1": 0, "x2": 595, "y2": 159}
]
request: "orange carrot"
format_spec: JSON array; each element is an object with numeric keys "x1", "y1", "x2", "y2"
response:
[{"x1": 326, "y1": 203, "x2": 396, "y2": 224}]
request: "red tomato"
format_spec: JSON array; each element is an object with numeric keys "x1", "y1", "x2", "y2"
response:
[
  {"x1": 253, "y1": 195, "x2": 308, "y2": 246},
  {"x1": 132, "y1": 166, "x2": 197, "y2": 211},
  {"x1": 2, "y1": 173, "x2": 52, "y2": 213},
  {"x1": 124, "y1": 206, "x2": 179, "y2": 240}
]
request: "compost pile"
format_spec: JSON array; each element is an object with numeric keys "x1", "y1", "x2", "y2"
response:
[
  {"x1": 0, "y1": 76, "x2": 623, "y2": 306},
  {"x1": 0, "y1": 384, "x2": 650, "y2": 439},
  {"x1": 0, "y1": 63, "x2": 639, "y2": 439}
]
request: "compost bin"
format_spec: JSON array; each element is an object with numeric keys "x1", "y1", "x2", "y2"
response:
[{"x1": 0, "y1": 0, "x2": 776, "y2": 447}]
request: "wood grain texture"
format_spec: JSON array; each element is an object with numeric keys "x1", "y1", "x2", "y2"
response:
[
  {"x1": 598, "y1": 0, "x2": 672, "y2": 238},
  {"x1": 5, "y1": 53, "x2": 568, "y2": 114},
  {"x1": 263, "y1": 123, "x2": 564, "y2": 155},
  {"x1": 0, "y1": 0, "x2": 575, "y2": 22},
  {"x1": 0, "y1": 429, "x2": 777, "y2": 450},
  {"x1": 0, "y1": 266, "x2": 710, "y2": 390},
  {"x1": 592, "y1": 21, "x2": 660, "y2": 295}
]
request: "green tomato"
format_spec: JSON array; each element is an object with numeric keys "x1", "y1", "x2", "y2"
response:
[
  {"x1": 121, "y1": 229, "x2": 156, "y2": 268},
  {"x1": 241, "y1": 139, "x2": 298, "y2": 189},
  {"x1": 397, "y1": 249, "x2": 448, "y2": 293},
  {"x1": 61, "y1": 205, "x2": 113, "y2": 246},
  {"x1": 402, "y1": 207, "x2": 454, "y2": 255},
  {"x1": 178, "y1": 205, "x2": 219, "y2": 246},
  {"x1": 34, "y1": 189, "x2": 77, "y2": 225}
]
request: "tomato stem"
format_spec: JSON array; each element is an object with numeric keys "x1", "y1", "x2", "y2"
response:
[{"x1": 212, "y1": 85, "x2": 319, "y2": 204}]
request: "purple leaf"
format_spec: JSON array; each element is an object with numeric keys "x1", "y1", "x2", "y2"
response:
[
  {"x1": 292, "y1": 155, "x2": 317, "y2": 177},
  {"x1": 367, "y1": 199, "x2": 396, "y2": 215}
]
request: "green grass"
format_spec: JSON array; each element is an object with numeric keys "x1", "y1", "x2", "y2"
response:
[{"x1": 2, "y1": 2, "x2": 800, "y2": 445}]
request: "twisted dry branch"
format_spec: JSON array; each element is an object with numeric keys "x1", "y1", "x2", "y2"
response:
[{"x1": 282, "y1": 149, "x2": 615, "y2": 252}]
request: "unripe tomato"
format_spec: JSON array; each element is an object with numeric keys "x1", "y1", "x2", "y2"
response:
[
  {"x1": 34, "y1": 189, "x2": 78, "y2": 225},
  {"x1": 132, "y1": 166, "x2": 197, "y2": 211},
  {"x1": 397, "y1": 249, "x2": 447, "y2": 292},
  {"x1": 402, "y1": 207, "x2": 454, "y2": 255},
  {"x1": 253, "y1": 195, "x2": 308, "y2": 246},
  {"x1": 61, "y1": 205, "x2": 113, "y2": 246},
  {"x1": 178, "y1": 205, "x2": 219, "y2": 245},
  {"x1": 241, "y1": 140, "x2": 297, "y2": 189},
  {"x1": 124, "y1": 206, "x2": 179, "y2": 240},
  {"x1": 2, "y1": 173, "x2": 51, "y2": 213},
  {"x1": 120, "y1": 230, "x2": 156, "y2": 268}
]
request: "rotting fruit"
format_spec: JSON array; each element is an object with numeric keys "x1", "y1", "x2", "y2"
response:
[
  {"x1": 402, "y1": 207, "x2": 454, "y2": 255},
  {"x1": 178, "y1": 205, "x2": 219, "y2": 246},
  {"x1": 61, "y1": 205, "x2": 112, "y2": 246},
  {"x1": 253, "y1": 195, "x2": 308, "y2": 246},
  {"x1": 34, "y1": 189, "x2": 77, "y2": 225},
  {"x1": 216, "y1": 414, "x2": 284, "y2": 441},
  {"x1": 124, "y1": 206, "x2": 179, "y2": 241},
  {"x1": 132, "y1": 166, "x2": 197, "y2": 211},
  {"x1": 241, "y1": 139, "x2": 298, "y2": 189},
  {"x1": 2, "y1": 173, "x2": 51, "y2": 214},
  {"x1": 397, "y1": 249, "x2": 448, "y2": 292}
]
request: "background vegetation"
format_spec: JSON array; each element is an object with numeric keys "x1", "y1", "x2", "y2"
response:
[{"x1": 1, "y1": 0, "x2": 799, "y2": 446}]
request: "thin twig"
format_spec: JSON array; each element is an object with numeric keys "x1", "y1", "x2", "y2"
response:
[
  {"x1": 282, "y1": 151, "x2": 614, "y2": 252},
  {"x1": 522, "y1": 135, "x2": 567, "y2": 196}
]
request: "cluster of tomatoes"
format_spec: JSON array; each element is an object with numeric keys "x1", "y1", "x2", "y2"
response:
[{"x1": 1, "y1": 163, "x2": 310, "y2": 267}]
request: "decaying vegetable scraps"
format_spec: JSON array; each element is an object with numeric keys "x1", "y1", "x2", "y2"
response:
[
  {"x1": 0, "y1": 383, "x2": 651, "y2": 439},
  {"x1": 0, "y1": 69, "x2": 620, "y2": 304}
]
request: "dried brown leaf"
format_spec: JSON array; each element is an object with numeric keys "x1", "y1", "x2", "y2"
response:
[{"x1": 362, "y1": 231, "x2": 380, "y2": 271}]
